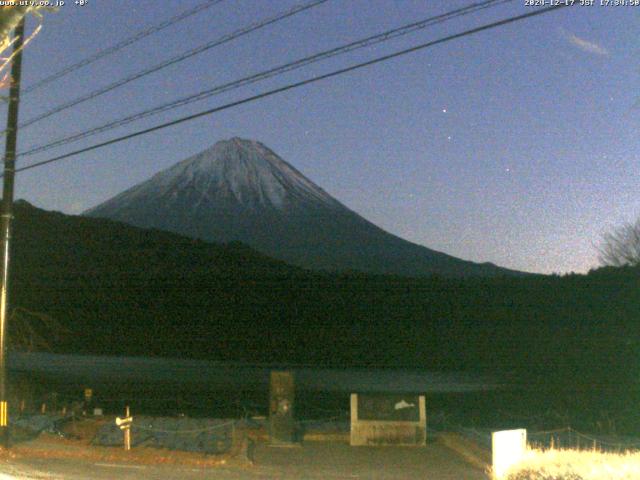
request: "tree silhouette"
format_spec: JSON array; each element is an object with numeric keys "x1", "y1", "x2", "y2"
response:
[{"x1": 598, "y1": 218, "x2": 640, "y2": 267}]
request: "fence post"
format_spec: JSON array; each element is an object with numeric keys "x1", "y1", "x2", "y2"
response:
[{"x1": 124, "y1": 406, "x2": 131, "y2": 451}]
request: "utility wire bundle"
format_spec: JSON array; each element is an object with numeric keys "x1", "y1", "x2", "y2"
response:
[{"x1": 9, "y1": 1, "x2": 571, "y2": 174}]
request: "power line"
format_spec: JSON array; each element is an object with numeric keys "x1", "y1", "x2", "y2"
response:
[
  {"x1": 20, "y1": 0, "x2": 512, "y2": 158},
  {"x1": 14, "y1": 4, "x2": 569, "y2": 175},
  {"x1": 23, "y1": 0, "x2": 225, "y2": 95},
  {"x1": 15, "y1": 0, "x2": 329, "y2": 130}
]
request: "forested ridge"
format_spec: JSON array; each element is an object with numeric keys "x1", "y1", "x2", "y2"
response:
[{"x1": 9, "y1": 201, "x2": 639, "y2": 397}]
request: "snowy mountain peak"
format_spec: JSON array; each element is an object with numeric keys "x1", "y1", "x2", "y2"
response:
[
  {"x1": 85, "y1": 138, "x2": 522, "y2": 277},
  {"x1": 89, "y1": 138, "x2": 341, "y2": 215}
]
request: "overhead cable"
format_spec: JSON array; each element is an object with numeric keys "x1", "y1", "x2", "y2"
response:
[
  {"x1": 14, "y1": 4, "x2": 569, "y2": 175},
  {"x1": 23, "y1": 0, "x2": 226, "y2": 94},
  {"x1": 20, "y1": 0, "x2": 511, "y2": 157},
  {"x1": 16, "y1": 0, "x2": 329, "y2": 130}
]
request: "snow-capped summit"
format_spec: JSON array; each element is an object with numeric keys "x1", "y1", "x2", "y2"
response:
[
  {"x1": 85, "y1": 138, "x2": 521, "y2": 277},
  {"x1": 90, "y1": 138, "x2": 340, "y2": 215}
]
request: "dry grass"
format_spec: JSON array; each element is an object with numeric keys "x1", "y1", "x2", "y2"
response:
[{"x1": 504, "y1": 448, "x2": 640, "y2": 480}]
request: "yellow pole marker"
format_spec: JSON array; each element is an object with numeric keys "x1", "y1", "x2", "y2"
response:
[{"x1": 0, "y1": 400, "x2": 8, "y2": 427}]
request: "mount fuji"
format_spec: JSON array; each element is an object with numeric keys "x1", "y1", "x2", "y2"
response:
[{"x1": 85, "y1": 138, "x2": 520, "y2": 277}]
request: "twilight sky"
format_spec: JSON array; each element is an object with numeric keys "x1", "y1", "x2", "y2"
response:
[{"x1": 4, "y1": 0, "x2": 638, "y2": 274}]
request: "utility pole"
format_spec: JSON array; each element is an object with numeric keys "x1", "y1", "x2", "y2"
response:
[{"x1": 0, "y1": 16, "x2": 26, "y2": 448}]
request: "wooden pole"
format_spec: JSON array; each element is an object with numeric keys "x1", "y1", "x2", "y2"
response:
[
  {"x1": 124, "y1": 405, "x2": 131, "y2": 451},
  {"x1": 0, "y1": 16, "x2": 26, "y2": 448}
]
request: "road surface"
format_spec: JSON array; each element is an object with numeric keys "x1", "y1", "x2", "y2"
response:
[{"x1": 0, "y1": 440, "x2": 489, "y2": 479}]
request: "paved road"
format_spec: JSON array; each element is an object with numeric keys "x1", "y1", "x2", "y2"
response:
[{"x1": 0, "y1": 441, "x2": 489, "y2": 479}]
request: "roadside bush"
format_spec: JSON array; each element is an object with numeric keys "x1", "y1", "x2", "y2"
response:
[{"x1": 505, "y1": 449, "x2": 640, "y2": 480}]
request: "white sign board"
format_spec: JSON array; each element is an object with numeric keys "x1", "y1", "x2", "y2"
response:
[{"x1": 492, "y1": 428, "x2": 527, "y2": 479}]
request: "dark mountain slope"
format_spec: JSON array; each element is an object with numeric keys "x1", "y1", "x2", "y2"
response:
[
  {"x1": 7, "y1": 201, "x2": 640, "y2": 393},
  {"x1": 85, "y1": 138, "x2": 523, "y2": 277}
]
